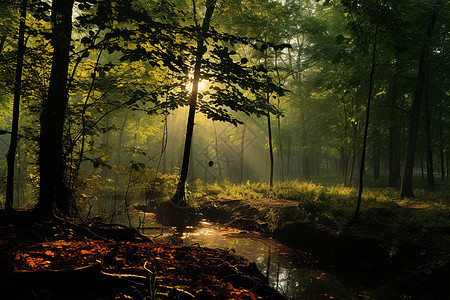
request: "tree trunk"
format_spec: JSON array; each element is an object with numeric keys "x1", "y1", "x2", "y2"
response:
[
  {"x1": 355, "y1": 25, "x2": 378, "y2": 217},
  {"x1": 424, "y1": 70, "x2": 435, "y2": 189},
  {"x1": 286, "y1": 139, "x2": 291, "y2": 177},
  {"x1": 277, "y1": 117, "x2": 284, "y2": 181},
  {"x1": 301, "y1": 115, "x2": 310, "y2": 181},
  {"x1": 400, "y1": 10, "x2": 437, "y2": 198},
  {"x1": 162, "y1": 116, "x2": 167, "y2": 173},
  {"x1": 342, "y1": 150, "x2": 350, "y2": 186},
  {"x1": 34, "y1": 0, "x2": 74, "y2": 218},
  {"x1": 388, "y1": 61, "x2": 401, "y2": 187},
  {"x1": 302, "y1": 154, "x2": 310, "y2": 180},
  {"x1": 274, "y1": 50, "x2": 284, "y2": 181},
  {"x1": 439, "y1": 100, "x2": 445, "y2": 181},
  {"x1": 74, "y1": 50, "x2": 103, "y2": 179},
  {"x1": 348, "y1": 151, "x2": 355, "y2": 185},
  {"x1": 388, "y1": 125, "x2": 401, "y2": 187},
  {"x1": 213, "y1": 122, "x2": 223, "y2": 181},
  {"x1": 102, "y1": 116, "x2": 110, "y2": 181},
  {"x1": 267, "y1": 112, "x2": 274, "y2": 189},
  {"x1": 440, "y1": 146, "x2": 445, "y2": 181},
  {"x1": 421, "y1": 151, "x2": 424, "y2": 180},
  {"x1": 111, "y1": 115, "x2": 128, "y2": 222},
  {"x1": 315, "y1": 152, "x2": 320, "y2": 176},
  {"x1": 341, "y1": 96, "x2": 350, "y2": 186},
  {"x1": 187, "y1": 140, "x2": 194, "y2": 181},
  {"x1": 171, "y1": 1, "x2": 216, "y2": 206},
  {"x1": 447, "y1": 147, "x2": 449, "y2": 180},
  {"x1": 373, "y1": 154, "x2": 380, "y2": 181},
  {"x1": 168, "y1": 110, "x2": 178, "y2": 171},
  {"x1": 335, "y1": 158, "x2": 339, "y2": 175},
  {"x1": 239, "y1": 124, "x2": 246, "y2": 183},
  {"x1": 348, "y1": 124, "x2": 357, "y2": 185},
  {"x1": 5, "y1": 0, "x2": 27, "y2": 211}
]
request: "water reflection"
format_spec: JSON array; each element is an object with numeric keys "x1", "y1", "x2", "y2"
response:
[
  {"x1": 126, "y1": 213, "x2": 407, "y2": 299},
  {"x1": 176, "y1": 222, "x2": 327, "y2": 299}
]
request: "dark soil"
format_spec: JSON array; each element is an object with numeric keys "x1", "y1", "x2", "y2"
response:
[{"x1": 0, "y1": 210, "x2": 286, "y2": 300}]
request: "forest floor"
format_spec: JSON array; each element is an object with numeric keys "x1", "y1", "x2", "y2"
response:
[
  {"x1": 0, "y1": 211, "x2": 285, "y2": 300},
  {"x1": 197, "y1": 195, "x2": 450, "y2": 299}
]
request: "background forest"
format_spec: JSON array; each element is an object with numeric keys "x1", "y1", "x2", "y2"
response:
[{"x1": 0, "y1": 0, "x2": 449, "y2": 221}]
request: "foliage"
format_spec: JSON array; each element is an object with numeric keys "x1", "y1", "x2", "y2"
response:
[
  {"x1": 0, "y1": 0, "x2": 448, "y2": 218},
  {"x1": 193, "y1": 179, "x2": 450, "y2": 229}
]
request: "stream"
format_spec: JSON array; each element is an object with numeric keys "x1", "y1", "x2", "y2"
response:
[{"x1": 126, "y1": 212, "x2": 409, "y2": 300}]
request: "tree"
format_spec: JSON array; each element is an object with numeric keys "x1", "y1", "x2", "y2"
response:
[
  {"x1": 166, "y1": 1, "x2": 285, "y2": 205},
  {"x1": 340, "y1": 0, "x2": 392, "y2": 216},
  {"x1": 400, "y1": 2, "x2": 438, "y2": 198},
  {"x1": 5, "y1": 0, "x2": 27, "y2": 211},
  {"x1": 171, "y1": 0, "x2": 216, "y2": 206},
  {"x1": 34, "y1": 0, "x2": 74, "y2": 218},
  {"x1": 355, "y1": 25, "x2": 378, "y2": 217}
]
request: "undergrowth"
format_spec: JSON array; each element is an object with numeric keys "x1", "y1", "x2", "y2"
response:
[{"x1": 189, "y1": 179, "x2": 450, "y2": 230}]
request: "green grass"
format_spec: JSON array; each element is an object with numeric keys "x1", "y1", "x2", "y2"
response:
[{"x1": 189, "y1": 178, "x2": 450, "y2": 230}]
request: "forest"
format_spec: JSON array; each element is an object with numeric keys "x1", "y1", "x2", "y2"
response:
[{"x1": 0, "y1": 0, "x2": 449, "y2": 299}]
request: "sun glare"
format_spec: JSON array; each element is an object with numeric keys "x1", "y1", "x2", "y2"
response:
[{"x1": 187, "y1": 72, "x2": 207, "y2": 93}]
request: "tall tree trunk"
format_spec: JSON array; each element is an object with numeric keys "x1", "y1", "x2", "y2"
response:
[
  {"x1": 286, "y1": 139, "x2": 291, "y2": 177},
  {"x1": 355, "y1": 25, "x2": 378, "y2": 217},
  {"x1": 302, "y1": 155, "x2": 310, "y2": 180},
  {"x1": 111, "y1": 115, "x2": 128, "y2": 223},
  {"x1": 162, "y1": 115, "x2": 167, "y2": 173},
  {"x1": 440, "y1": 145, "x2": 445, "y2": 181},
  {"x1": 264, "y1": 57, "x2": 274, "y2": 189},
  {"x1": 388, "y1": 60, "x2": 401, "y2": 187},
  {"x1": 421, "y1": 151, "x2": 424, "y2": 180},
  {"x1": 5, "y1": 0, "x2": 27, "y2": 211},
  {"x1": 73, "y1": 50, "x2": 103, "y2": 189},
  {"x1": 212, "y1": 122, "x2": 223, "y2": 181},
  {"x1": 277, "y1": 118, "x2": 284, "y2": 181},
  {"x1": 424, "y1": 70, "x2": 435, "y2": 189},
  {"x1": 274, "y1": 50, "x2": 284, "y2": 181},
  {"x1": 171, "y1": 1, "x2": 216, "y2": 206},
  {"x1": 335, "y1": 158, "x2": 339, "y2": 175},
  {"x1": 34, "y1": 0, "x2": 74, "y2": 218},
  {"x1": 447, "y1": 147, "x2": 449, "y2": 180},
  {"x1": 400, "y1": 10, "x2": 437, "y2": 198},
  {"x1": 239, "y1": 124, "x2": 246, "y2": 183},
  {"x1": 388, "y1": 126, "x2": 401, "y2": 187},
  {"x1": 342, "y1": 96, "x2": 350, "y2": 186},
  {"x1": 187, "y1": 138, "x2": 194, "y2": 181},
  {"x1": 342, "y1": 151, "x2": 350, "y2": 186},
  {"x1": 102, "y1": 116, "x2": 110, "y2": 181},
  {"x1": 168, "y1": 110, "x2": 178, "y2": 171},
  {"x1": 439, "y1": 99, "x2": 445, "y2": 181},
  {"x1": 267, "y1": 112, "x2": 274, "y2": 189},
  {"x1": 301, "y1": 115, "x2": 310, "y2": 180},
  {"x1": 348, "y1": 150, "x2": 356, "y2": 185},
  {"x1": 348, "y1": 124, "x2": 357, "y2": 185},
  {"x1": 373, "y1": 154, "x2": 380, "y2": 181}
]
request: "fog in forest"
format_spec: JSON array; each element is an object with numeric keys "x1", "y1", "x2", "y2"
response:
[
  {"x1": 0, "y1": 0, "x2": 449, "y2": 216},
  {"x1": 0, "y1": 1, "x2": 450, "y2": 298}
]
